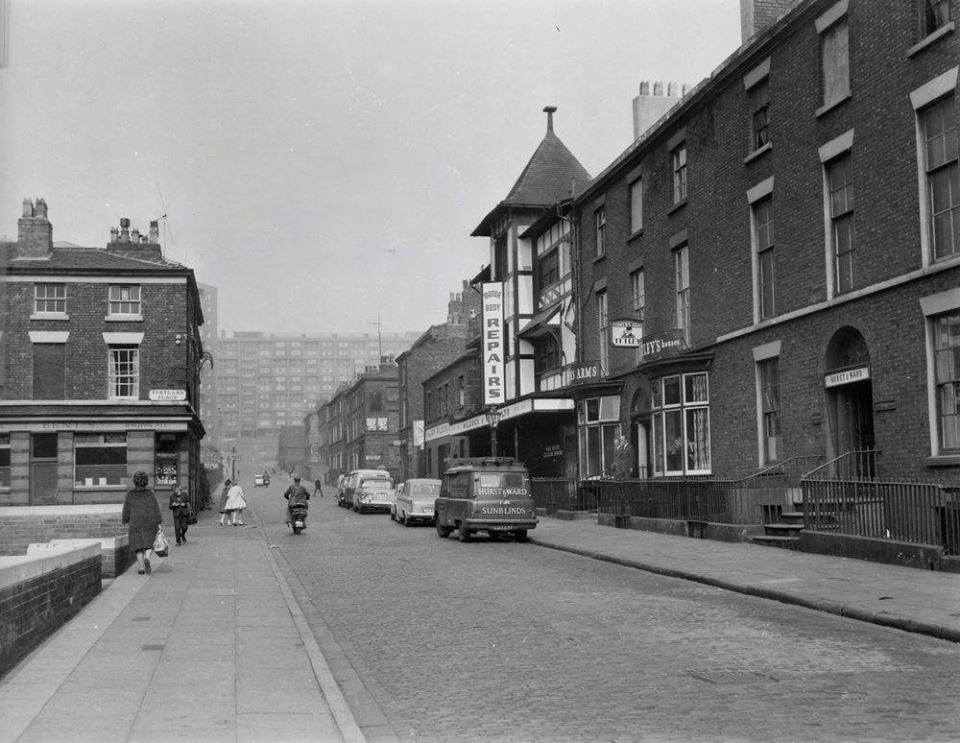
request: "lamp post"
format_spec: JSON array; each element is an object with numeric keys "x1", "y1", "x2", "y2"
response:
[
  {"x1": 485, "y1": 405, "x2": 501, "y2": 458},
  {"x1": 230, "y1": 446, "x2": 237, "y2": 482}
]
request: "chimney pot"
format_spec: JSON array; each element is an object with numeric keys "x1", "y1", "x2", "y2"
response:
[
  {"x1": 639, "y1": 81, "x2": 650, "y2": 96},
  {"x1": 653, "y1": 81, "x2": 664, "y2": 96},
  {"x1": 131, "y1": 228, "x2": 140, "y2": 242},
  {"x1": 119, "y1": 218, "x2": 130, "y2": 242},
  {"x1": 22, "y1": 198, "x2": 34, "y2": 218},
  {"x1": 110, "y1": 227, "x2": 119, "y2": 242},
  {"x1": 35, "y1": 198, "x2": 47, "y2": 219},
  {"x1": 543, "y1": 105, "x2": 557, "y2": 133},
  {"x1": 149, "y1": 220, "x2": 159, "y2": 242}
]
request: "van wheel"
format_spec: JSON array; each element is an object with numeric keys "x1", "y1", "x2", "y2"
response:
[
  {"x1": 436, "y1": 522, "x2": 452, "y2": 538},
  {"x1": 515, "y1": 530, "x2": 529, "y2": 542},
  {"x1": 458, "y1": 525, "x2": 473, "y2": 542},
  {"x1": 401, "y1": 512, "x2": 410, "y2": 526}
]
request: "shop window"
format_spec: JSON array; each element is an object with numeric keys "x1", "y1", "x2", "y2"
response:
[
  {"x1": 155, "y1": 433, "x2": 180, "y2": 487},
  {"x1": 933, "y1": 311, "x2": 960, "y2": 451},
  {"x1": 577, "y1": 395, "x2": 621, "y2": 478},
  {"x1": 651, "y1": 373, "x2": 711, "y2": 476},
  {"x1": 75, "y1": 433, "x2": 127, "y2": 487},
  {"x1": 0, "y1": 434, "x2": 9, "y2": 488}
]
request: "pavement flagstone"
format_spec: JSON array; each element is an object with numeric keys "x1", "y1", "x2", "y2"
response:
[{"x1": 0, "y1": 506, "x2": 363, "y2": 743}]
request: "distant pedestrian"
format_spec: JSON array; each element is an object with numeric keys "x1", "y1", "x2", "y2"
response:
[
  {"x1": 169, "y1": 483, "x2": 191, "y2": 545},
  {"x1": 122, "y1": 471, "x2": 162, "y2": 575},
  {"x1": 314, "y1": 478, "x2": 324, "y2": 498},
  {"x1": 612, "y1": 434, "x2": 635, "y2": 480},
  {"x1": 218, "y1": 479, "x2": 232, "y2": 526},
  {"x1": 225, "y1": 480, "x2": 247, "y2": 525}
]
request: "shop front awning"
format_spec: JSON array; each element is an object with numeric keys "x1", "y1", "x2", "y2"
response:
[
  {"x1": 517, "y1": 305, "x2": 562, "y2": 340},
  {"x1": 424, "y1": 397, "x2": 574, "y2": 444}
]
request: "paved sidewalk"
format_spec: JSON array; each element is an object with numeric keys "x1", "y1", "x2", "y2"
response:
[
  {"x1": 0, "y1": 508, "x2": 364, "y2": 743},
  {"x1": 531, "y1": 517, "x2": 960, "y2": 642}
]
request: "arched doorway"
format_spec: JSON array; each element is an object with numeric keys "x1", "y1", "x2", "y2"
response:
[{"x1": 824, "y1": 326, "x2": 875, "y2": 475}]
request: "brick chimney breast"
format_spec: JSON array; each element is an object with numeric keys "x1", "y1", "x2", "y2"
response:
[
  {"x1": 16, "y1": 196, "x2": 53, "y2": 259},
  {"x1": 740, "y1": 0, "x2": 801, "y2": 43}
]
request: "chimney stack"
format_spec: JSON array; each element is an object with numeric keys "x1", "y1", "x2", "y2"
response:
[
  {"x1": 633, "y1": 80, "x2": 689, "y2": 140},
  {"x1": 543, "y1": 105, "x2": 557, "y2": 134},
  {"x1": 16, "y1": 197, "x2": 53, "y2": 259},
  {"x1": 740, "y1": 0, "x2": 800, "y2": 43},
  {"x1": 106, "y1": 216, "x2": 164, "y2": 261},
  {"x1": 149, "y1": 220, "x2": 159, "y2": 243}
]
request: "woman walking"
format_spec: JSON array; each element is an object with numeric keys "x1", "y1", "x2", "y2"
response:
[
  {"x1": 219, "y1": 479, "x2": 232, "y2": 526},
  {"x1": 122, "y1": 471, "x2": 162, "y2": 575},
  {"x1": 225, "y1": 480, "x2": 247, "y2": 526}
]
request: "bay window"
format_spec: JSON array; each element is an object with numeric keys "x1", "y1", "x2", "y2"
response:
[
  {"x1": 651, "y1": 372, "x2": 711, "y2": 476},
  {"x1": 577, "y1": 396, "x2": 620, "y2": 478}
]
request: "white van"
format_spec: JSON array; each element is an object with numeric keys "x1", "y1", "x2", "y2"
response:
[{"x1": 343, "y1": 469, "x2": 395, "y2": 514}]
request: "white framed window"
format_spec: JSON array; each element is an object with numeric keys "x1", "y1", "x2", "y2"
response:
[
  {"x1": 108, "y1": 284, "x2": 141, "y2": 316},
  {"x1": 921, "y1": 95, "x2": 959, "y2": 262},
  {"x1": 577, "y1": 396, "x2": 621, "y2": 478},
  {"x1": 674, "y1": 246, "x2": 690, "y2": 342},
  {"x1": 753, "y1": 196, "x2": 776, "y2": 319},
  {"x1": 631, "y1": 270, "x2": 645, "y2": 363},
  {"x1": 758, "y1": 358, "x2": 781, "y2": 464},
  {"x1": 597, "y1": 290, "x2": 609, "y2": 375},
  {"x1": 651, "y1": 372, "x2": 711, "y2": 476},
  {"x1": 827, "y1": 154, "x2": 855, "y2": 293},
  {"x1": 594, "y1": 207, "x2": 606, "y2": 257},
  {"x1": 750, "y1": 78, "x2": 770, "y2": 151},
  {"x1": 108, "y1": 345, "x2": 139, "y2": 399},
  {"x1": 932, "y1": 311, "x2": 960, "y2": 452},
  {"x1": 629, "y1": 178, "x2": 643, "y2": 233},
  {"x1": 816, "y1": 2, "x2": 850, "y2": 111},
  {"x1": 672, "y1": 145, "x2": 687, "y2": 203},
  {"x1": 74, "y1": 433, "x2": 127, "y2": 487},
  {"x1": 34, "y1": 283, "x2": 67, "y2": 314}
]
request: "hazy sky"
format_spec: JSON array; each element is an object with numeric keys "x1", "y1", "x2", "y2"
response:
[{"x1": 0, "y1": 0, "x2": 740, "y2": 335}]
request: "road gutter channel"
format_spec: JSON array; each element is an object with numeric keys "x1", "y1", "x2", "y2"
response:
[
  {"x1": 530, "y1": 538, "x2": 960, "y2": 644},
  {"x1": 255, "y1": 516, "x2": 367, "y2": 743}
]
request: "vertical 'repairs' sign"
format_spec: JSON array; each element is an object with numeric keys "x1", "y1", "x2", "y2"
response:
[{"x1": 481, "y1": 281, "x2": 504, "y2": 406}]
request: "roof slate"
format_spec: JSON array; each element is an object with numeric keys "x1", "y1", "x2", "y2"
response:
[
  {"x1": 503, "y1": 130, "x2": 591, "y2": 207},
  {"x1": 0, "y1": 243, "x2": 188, "y2": 273}
]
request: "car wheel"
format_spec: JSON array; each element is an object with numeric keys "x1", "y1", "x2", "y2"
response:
[
  {"x1": 353, "y1": 505, "x2": 360, "y2": 513},
  {"x1": 515, "y1": 530, "x2": 529, "y2": 542},
  {"x1": 458, "y1": 525, "x2": 473, "y2": 542},
  {"x1": 402, "y1": 511, "x2": 411, "y2": 527},
  {"x1": 435, "y1": 521, "x2": 452, "y2": 538}
]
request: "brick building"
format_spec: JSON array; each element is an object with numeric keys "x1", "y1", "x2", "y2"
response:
[
  {"x1": 0, "y1": 199, "x2": 206, "y2": 506},
  {"x1": 317, "y1": 362, "x2": 401, "y2": 481},
  {"x1": 421, "y1": 349, "x2": 483, "y2": 478},
  {"x1": 568, "y1": 0, "x2": 960, "y2": 481},
  {"x1": 395, "y1": 283, "x2": 479, "y2": 481}
]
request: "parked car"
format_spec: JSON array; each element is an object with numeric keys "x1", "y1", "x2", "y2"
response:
[
  {"x1": 254, "y1": 473, "x2": 270, "y2": 487},
  {"x1": 341, "y1": 469, "x2": 395, "y2": 513},
  {"x1": 434, "y1": 458, "x2": 537, "y2": 542},
  {"x1": 392, "y1": 478, "x2": 441, "y2": 525}
]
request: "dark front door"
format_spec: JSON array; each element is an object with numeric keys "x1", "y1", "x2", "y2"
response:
[
  {"x1": 829, "y1": 380, "x2": 875, "y2": 477},
  {"x1": 30, "y1": 433, "x2": 60, "y2": 505}
]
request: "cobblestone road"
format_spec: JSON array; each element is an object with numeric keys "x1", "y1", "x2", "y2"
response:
[{"x1": 262, "y1": 494, "x2": 960, "y2": 743}]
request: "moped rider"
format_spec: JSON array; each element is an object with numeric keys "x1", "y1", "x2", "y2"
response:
[{"x1": 283, "y1": 475, "x2": 310, "y2": 527}]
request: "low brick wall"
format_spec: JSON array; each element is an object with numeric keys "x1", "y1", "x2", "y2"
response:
[
  {"x1": 0, "y1": 544, "x2": 102, "y2": 677},
  {"x1": 0, "y1": 505, "x2": 128, "y2": 556},
  {"x1": 27, "y1": 537, "x2": 129, "y2": 578},
  {"x1": 596, "y1": 512, "x2": 763, "y2": 542},
  {"x1": 799, "y1": 530, "x2": 947, "y2": 571}
]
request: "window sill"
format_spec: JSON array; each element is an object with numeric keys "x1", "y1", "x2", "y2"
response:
[
  {"x1": 30, "y1": 312, "x2": 69, "y2": 321},
  {"x1": 743, "y1": 142, "x2": 772, "y2": 165},
  {"x1": 925, "y1": 455, "x2": 960, "y2": 467},
  {"x1": 74, "y1": 485, "x2": 127, "y2": 491},
  {"x1": 627, "y1": 228, "x2": 644, "y2": 242},
  {"x1": 105, "y1": 314, "x2": 143, "y2": 322},
  {"x1": 815, "y1": 92, "x2": 851, "y2": 118},
  {"x1": 667, "y1": 199, "x2": 687, "y2": 216},
  {"x1": 908, "y1": 22, "x2": 954, "y2": 57},
  {"x1": 592, "y1": 254, "x2": 607, "y2": 264}
]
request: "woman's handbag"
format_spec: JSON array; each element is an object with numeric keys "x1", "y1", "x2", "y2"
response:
[
  {"x1": 153, "y1": 526, "x2": 169, "y2": 557},
  {"x1": 187, "y1": 506, "x2": 198, "y2": 525}
]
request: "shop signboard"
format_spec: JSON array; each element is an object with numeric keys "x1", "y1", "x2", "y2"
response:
[
  {"x1": 825, "y1": 366, "x2": 870, "y2": 388},
  {"x1": 610, "y1": 319, "x2": 642, "y2": 347},
  {"x1": 567, "y1": 362, "x2": 600, "y2": 385},
  {"x1": 481, "y1": 281, "x2": 505, "y2": 405},
  {"x1": 638, "y1": 329, "x2": 687, "y2": 362}
]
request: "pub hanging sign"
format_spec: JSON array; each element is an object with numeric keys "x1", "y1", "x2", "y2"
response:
[{"x1": 481, "y1": 281, "x2": 505, "y2": 405}]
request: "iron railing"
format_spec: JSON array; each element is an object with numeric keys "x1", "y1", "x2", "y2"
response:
[{"x1": 800, "y1": 451, "x2": 960, "y2": 554}]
